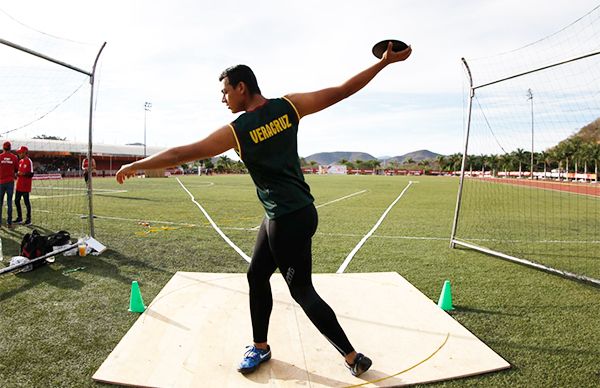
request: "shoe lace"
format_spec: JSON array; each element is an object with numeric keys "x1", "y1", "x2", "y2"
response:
[{"x1": 243, "y1": 346, "x2": 259, "y2": 360}]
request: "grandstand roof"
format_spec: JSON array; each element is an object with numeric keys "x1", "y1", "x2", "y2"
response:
[{"x1": 4, "y1": 138, "x2": 166, "y2": 157}]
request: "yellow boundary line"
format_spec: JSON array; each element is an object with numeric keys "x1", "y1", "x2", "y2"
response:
[{"x1": 343, "y1": 332, "x2": 450, "y2": 388}]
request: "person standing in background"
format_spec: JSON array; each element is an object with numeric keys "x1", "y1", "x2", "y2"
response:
[
  {"x1": 14, "y1": 146, "x2": 33, "y2": 225},
  {"x1": 0, "y1": 141, "x2": 19, "y2": 228},
  {"x1": 82, "y1": 157, "x2": 96, "y2": 183}
]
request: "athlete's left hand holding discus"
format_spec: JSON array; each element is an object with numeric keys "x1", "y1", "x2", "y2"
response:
[{"x1": 115, "y1": 123, "x2": 235, "y2": 184}]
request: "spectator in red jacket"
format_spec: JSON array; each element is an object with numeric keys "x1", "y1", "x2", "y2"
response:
[
  {"x1": 82, "y1": 157, "x2": 96, "y2": 184},
  {"x1": 14, "y1": 146, "x2": 33, "y2": 225},
  {"x1": 0, "y1": 141, "x2": 19, "y2": 228}
]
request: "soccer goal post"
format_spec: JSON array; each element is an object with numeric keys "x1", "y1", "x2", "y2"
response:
[
  {"x1": 0, "y1": 28, "x2": 105, "y2": 237},
  {"x1": 450, "y1": 5, "x2": 600, "y2": 287}
]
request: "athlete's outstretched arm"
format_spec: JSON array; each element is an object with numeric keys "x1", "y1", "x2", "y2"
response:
[
  {"x1": 285, "y1": 42, "x2": 412, "y2": 119},
  {"x1": 116, "y1": 125, "x2": 236, "y2": 184}
]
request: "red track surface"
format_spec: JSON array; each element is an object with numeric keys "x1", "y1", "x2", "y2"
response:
[{"x1": 478, "y1": 177, "x2": 600, "y2": 197}]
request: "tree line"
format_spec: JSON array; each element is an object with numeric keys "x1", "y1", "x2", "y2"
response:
[
  {"x1": 437, "y1": 137, "x2": 600, "y2": 175},
  {"x1": 184, "y1": 135, "x2": 600, "y2": 176},
  {"x1": 299, "y1": 157, "x2": 434, "y2": 170},
  {"x1": 186, "y1": 156, "x2": 248, "y2": 174}
]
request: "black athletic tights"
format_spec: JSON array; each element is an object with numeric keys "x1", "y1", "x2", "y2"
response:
[{"x1": 247, "y1": 203, "x2": 354, "y2": 356}]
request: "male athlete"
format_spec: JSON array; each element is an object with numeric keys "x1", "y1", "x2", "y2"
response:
[{"x1": 116, "y1": 42, "x2": 412, "y2": 377}]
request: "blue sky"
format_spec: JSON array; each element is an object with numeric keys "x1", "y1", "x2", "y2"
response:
[{"x1": 0, "y1": 0, "x2": 598, "y2": 159}]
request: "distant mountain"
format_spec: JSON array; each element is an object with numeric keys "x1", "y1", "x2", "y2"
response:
[
  {"x1": 385, "y1": 149, "x2": 441, "y2": 163},
  {"x1": 545, "y1": 116, "x2": 600, "y2": 153},
  {"x1": 305, "y1": 151, "x2": 377, "y2": 165},
  {"x1": 573, "y1": 117, "x2": 600, "y2": 143}
]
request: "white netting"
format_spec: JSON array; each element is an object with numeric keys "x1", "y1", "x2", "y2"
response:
[
  {"x1": 453, "y1": 5, "x2": 600, "y2": 283},
  {"x1": 0, "y1": 10, "x2": 102, "y2": 235}
]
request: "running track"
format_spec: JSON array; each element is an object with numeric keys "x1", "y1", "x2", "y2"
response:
[{"x1": 474, "y1": 177, "x2": 600, "y2": 197}]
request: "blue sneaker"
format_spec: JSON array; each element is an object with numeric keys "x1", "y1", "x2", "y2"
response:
[{"x1": 237, "y1": 345, "x2": 271, "y2": 374}]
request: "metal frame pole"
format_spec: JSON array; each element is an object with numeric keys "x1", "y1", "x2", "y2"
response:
[
  {"x1": 0, "y1": 38, "x2": 106, "y2": 237},
  {"x1": 86, "y1": 42, "x2": 107, "y2": 238},
  {"x1": 450, "y1": 58, "x2": 475, "y2": 248},
  {"x1": 144, "y1": 102, "x2": 151, "y2": 158},
  {"x1": 528, "y1": 89, "x2": 534, "y2": 179},
  {"x1": 0, "y1": 38, "x2": 92, "y2": 76}
]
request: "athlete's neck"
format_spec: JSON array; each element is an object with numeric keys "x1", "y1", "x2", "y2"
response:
[{"x1": 245, "y1": 94, "x2": 268, "y2": 112}]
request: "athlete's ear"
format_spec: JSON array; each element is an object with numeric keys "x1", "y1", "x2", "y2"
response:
[{"x1": 236, "y1": 81, "x2": 248, "y2": 95}]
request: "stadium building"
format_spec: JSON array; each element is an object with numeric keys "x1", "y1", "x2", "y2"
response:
[{"x1": 5, "y1": 138, "x2": 167, "y2": 177}]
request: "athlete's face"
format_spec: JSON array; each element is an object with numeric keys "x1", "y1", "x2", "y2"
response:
[{"x1": 221, "y1": 77, "x2": 245, "y2": 113}]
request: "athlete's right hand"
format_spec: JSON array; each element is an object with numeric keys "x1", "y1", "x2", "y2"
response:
[{"x1": 116, "y1": 163, "x2": 137, "y2": 184}]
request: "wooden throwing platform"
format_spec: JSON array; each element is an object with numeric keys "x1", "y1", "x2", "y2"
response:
[{"x1": 93, "y1": 272, "x2": 510, "y2": 387}]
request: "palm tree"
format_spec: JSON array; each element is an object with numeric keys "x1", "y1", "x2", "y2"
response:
[
  {"x1": 436, "y1": 155, "x2": 447, "y2": 171},
  {"x1": 559, "y1": 137, "x2": 582, "y2": 179},
  {"x1": 498, "y1": 153, "x2": 513, "y2": 177},
  {"x1": 550, "y1": 146, "x2": 566, "y2": 180},
  {"x1": 593, "y1": 143, "x2": 600, "y2": 182},
  {"x1": 538, "y1": 151, "x2": 552, "y2": 179},
  {"x1": 487, "y1": 154, "x2": 499, "y2": 177},
  {"x1": 513, "y1": 148, "x2": 526, "y2": 178},
  {"x1": 466, "y1": 154, "x2": 477, "y2": 174},
  {"x1": 232, "y1": 160, "x2": 247, "y2": 173},
  {"x1": 478, "y1": 154, "x2": 487, "y2": 175},
  {"x1": 447, "y1": 153, "x2": 463, "y2": 173},
  {"x1": 216, "y1": 155, "x2": 232, "y2": 173},
  {"x1": 579, "y1": 142, "x2": 596, "y2": 177}
]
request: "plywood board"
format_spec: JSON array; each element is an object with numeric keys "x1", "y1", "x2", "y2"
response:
[{"x1": 93, "y1": 272, "x2": 510, "y2": 387}]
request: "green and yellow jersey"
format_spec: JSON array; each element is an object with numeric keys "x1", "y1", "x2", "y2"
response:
[{"x1": 229, "y1": 97, "x2": 313, "y2": 219}]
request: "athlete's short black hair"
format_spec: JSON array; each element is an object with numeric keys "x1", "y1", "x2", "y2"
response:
[{"x1": 219, "y1": 64, "x2": 261, "y2": 95}]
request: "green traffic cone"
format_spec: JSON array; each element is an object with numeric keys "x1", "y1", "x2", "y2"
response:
[
  {"x1": 129, "y1": 281, "x2": 146, "y2": 313},
  {"x1": 437, "y1": 280, "x2": 454, "y2": 311}
]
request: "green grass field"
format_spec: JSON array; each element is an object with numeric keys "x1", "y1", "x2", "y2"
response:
[
  {"x1": 1, "y1": 174, "x2": 599, "y2": 387},
  {"x1": 457, "y1": 178, "x2": 600, "y2": 279}
]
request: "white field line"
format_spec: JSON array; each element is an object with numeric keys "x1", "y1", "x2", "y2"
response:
[
  {"x1": 21, "y1": 205, "x2": 600, "y2": 247},
  {"x1": 51, "y1": 210, "x2": 600, "y2": 245},
  {"x1": 315, "y1": 189, "x2": 368, "y2": 209},
  {"x1": 337, "y1": 181, "x2": 415, "y2": 273},
  {"x1": 176, "y1": 178, "x2": 251, "y2": 263},
  {"x1": 33, "y1": 186, "x2": 127, "y2": 192},
  {"x1": 30, "y1": 189, "x2": 128, "y2": 200},
  {"x1": 250, "y1": 189, "x2": 368, "y2": 230}
]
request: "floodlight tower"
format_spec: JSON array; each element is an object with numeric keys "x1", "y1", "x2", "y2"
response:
[{"x1": 527, "y1": 89, "x2": 534, "y2": 179}]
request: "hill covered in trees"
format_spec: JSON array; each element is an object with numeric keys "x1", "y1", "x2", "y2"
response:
[
  {"x1": 385, "y1": 150, "x2": 441, "y2": 163},
  {"x1": 436, "y1": 117, "x2": 600, "y2": 174},
  {"x1": 573, "y1": 117, "x2": 600, "y2": 143},
  {"x1": 304, "y1": 151, "x2": 377, "y2": 165}
]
